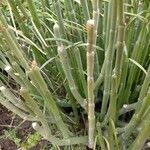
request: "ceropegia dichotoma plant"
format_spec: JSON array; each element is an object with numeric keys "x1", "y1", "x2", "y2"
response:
[{"x1": 0, "y1": 0, "x2": 150, "y2": 149}]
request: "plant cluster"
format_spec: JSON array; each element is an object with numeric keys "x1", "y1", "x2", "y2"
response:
[{"x1": 0, "y1": 0, "x2": 150, "y2": 149}]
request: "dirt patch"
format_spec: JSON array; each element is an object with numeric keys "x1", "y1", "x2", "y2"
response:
[{"x1": 0, "y1": 104, "x2": 49, "y2": 149}]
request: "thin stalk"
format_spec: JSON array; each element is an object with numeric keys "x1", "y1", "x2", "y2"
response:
[
  {"x1": 20, "y1": 87, "x2": 52, "y2": 139},
  {"x1": 80, "y1": 0, "x2": 90, "y2": 22},
  {"x1": 91, "y1": 0, "x2": 100, "y2": 79},
  {"x1": 128, "y1": 109, "x2": 150, "y2": 150},
  {"x1": 53, "y1": 23, "x2": 87, "y2": 110},
  {"x1": 94, "y1": 60, "x2": 105, "y2": 94},
  {"x1": 74, "y1": 47, "x2": 87, "y2": 96},
  {"x1": 135, "y1": 65, "x2": 150, "y2": 112},
  {"x1": 122, "y1": 87, "x2": 150, "y2": 141},
  {"x1": 0, "y1": 10, "x2": 29, "y2": 70},
  {"x1": 100, "y1": 0, "x2": 118, "y2": 119},
  {"x1": 108, "y1": 119, "x2": 114, "y2": 150},
  {"x1": 87, "y1": 19, "x2": 95, "y2": 149},
  {"x1": 118, "y1": 102, "x2": 137, "y2": 116},
  {"x1": 4, "y1": 65, "x2": 25, "y2": 87},
  {"x1": 102, "y1": 73, "x2": 117, "y2": 126},
  {"x1": 33, "y1": 122, "x2": 88, "y2": 146},
  {"x1": 115, "y1": 0, "x2": 125, "y2": 88},
  {"x1": 28, "y1": 63, "x2": 70, "y2": 138},
  {"x1": 105, "y1": 1, "x2": 112, "y2": 50},
  {"x1": 103, "y1": 1, "x2": 108, "y2": 43},
  {"x1": 64, "y1": 0, "x2": 82, "y2": 41},
  {"x1": 123, "y1": 22, "x2": 148, "y2": 104},
  {"x1": 15, "y1": 0, "x2": 30, "y2": 20},
  {"x1": 107, "y1": 73, "x2": 117, "y2": 122},
  {"x1": 0, "y1": 93, "x2": 36, "y2": 121},
  {"x1": 7, "y1": 0, "x2": 30, "y2": 37},
  {"x1": 117, "y1": 53, "x2": 129, "y2": 109},
  {"x1": 97, "y1": 122, "x2": 106, "y2": 150},
  {"x1": 55, "y1": 57, "x2": 79, "y2": 123},
  {"x1": 53, "y1": 0, "x2": 66, "y2": 39},
  {"x1": 26, "y1": 0, "x2": 41, "y2": 29},
  {"x1": 0, "y1": 86, "x2": 31, "y2": 113}
]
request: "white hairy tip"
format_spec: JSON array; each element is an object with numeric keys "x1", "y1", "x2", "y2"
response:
[
  {"x1": 5, "y1": 65, "x2": 11, "y2": 71},
  {"x1": 53, "y1": 23, "x2": 59, "y2": 29},
  {"x1": 32, "y1": 122, "x2": 37, "y2": 128},
  {"x1": 87, "y1": 19, "x2": 95, "y2": 25},
  {"x1": 0, "y1": 86, "x2": 6, "y2": 91},
  {"x1": 123, "y1": 104, "x2": 128, "y2": 109},
  {"x1": 147, "y1": 142, "x2": 150, "y2": 147}
]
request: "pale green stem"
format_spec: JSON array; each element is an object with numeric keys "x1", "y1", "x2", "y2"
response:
[
  {"x1": 26, "y1": 0, "x2": 41, "y2": 29},
  {"x1": 0, "y1": 94, "x2": 36, "y2": 121},
  {"x1": 100, "y1": 0, "x2": 118, "y2": 119},
  {"x1": 28, "y1": 65, "x2": 70, "y2": 138},
  {"x1": 97, "y1": 122, "x2": 106, "y2": 150},
  {"x1": 20, "y1": 87, "x2": 51, "y2": 139},
  {"x1": 115, "y1": 0, "x2": 125, "y2": 88},
  {"x1": 53, "y1": 23, "x2": 87, "y2": 110},
  {"x1": 53, "y1": 0, "x2": 66, "y2": 38},
  {"x1": 80, "y1": 0, "x2": 90, "y2": 22},
  {"x1": 92, "y1": 0, "x2": 100, "y2": 79},
  {"x1": 0, "y1": 10, "x2": 29, "y2": 70},
  {"x1": 128, "y1": 109, "x2": 150, "y2": 150},
  {"x1": 32, "y1": 122, "x2": 88, "y2": 146},
  {"x1": 122, "y1": 87, "x2": 150, "y2": 141}
]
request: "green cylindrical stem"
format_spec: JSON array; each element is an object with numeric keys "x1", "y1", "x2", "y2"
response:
[
  {"x1": 20, "y1": 87, "x2": 51, "y2": 139},
  {"x1": 32, "y1": 122, "x2": 88, "y2": 146},
  {"x1": 97, "y1": 122, "x2": 106, "y2": 150},
  {"x1": 54, "y1": 0, "x2": 66, "y2": 39},
  {"x1": 0, "y1": 94, "x2": 36, "y2": 121},
  {"x1": 26, "y1": 0, "x2": 41, "y2": 29},
  {"x1": 53, "y1": 23, "x2": 87, "y2": 110},
  {"x1": 122, "y1": 87, "x2": 150, "y2": 141},
  {"x1": 64, "y1": 0, "x2": 82, "y2": 41},
  {"x1": 128, "y1": 109, "x2": 150, "y2": 150},
  {"x1": 7, "y1": 0, "x2": 30, "y2": 37},
  {"x1": 103, "y1": 1, "x2": 108, "y2": 43},
  {"x1": 28, "y1": 65, "x2": 70, "y2": 138},
  {"x1": 115, "y1": 0, "x2": 125, "y2": 88},
  {"x1": 80, "y1": 0, "x2": 90, "y2": 22},
  {"x1": 0, "y1": 10, "x2": 29, "y2": 70},
  {"x1": 91, "y1": 0, "x2": 100, "y2": 79},
  {"x1": 0, "y1": 86, "x2": 30, "y2": 113},
  {"x1": 87, "y1": 19, "x2": 95, "y2": 149},
  {"x1": 101, "y1": 0, "x2": 118, "y2": 119},
  {"x1": 74, "y1": 47, "x2": 87, "y2": 96},
  {"x1": 135, "y1": 65, "x2": 150, "y2": 112},
  {"x1": 108, "y1": 74, "x2": 117, "y2": 122}
]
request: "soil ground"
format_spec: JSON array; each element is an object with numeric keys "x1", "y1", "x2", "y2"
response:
[{"x1": 0, "y1": 104, "x2": 49, "y2": 150}]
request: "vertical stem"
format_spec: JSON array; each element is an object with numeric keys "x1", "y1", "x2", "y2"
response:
[
  {"x1": 115, "y1": 0, "x2": 125, "y2": 88},
  {"x1": 53, "y1": 23, "x2": 87, "y2": 110},
  {"x1": 91, "y1": 0, "x2": 100, "y2": 79},
  {"x1": 28, "y1": 63, "x2": 70, "y2": 138},
  {"x1": 87, "y1": 20, "x2": 95, "y2": 149},
  {"x1": 128, "y1": 109, "x2": 150, "y2": 150},
  {"x1": 26, "y1": 0, "x2": 41, "y2": 29},
  {"x1": 64, "y1": 0, "x2": 82, "y2": 41},
  {"x1": 0, "y1": 10, "x2": 29, "y2": 70},
  {"x1": 7, "y1": 0, "x2": 30, "y2": 37},
  {"x1": 101, "y1": 0, "x2": 118, "y2": 119},
  {"x1": 20, "y1": 87, "x2": 52, "y2": 139},
  {"x1": 80, "y1": 0, "x2": 90, "y2": 22},
  {"x1": 97, "y1": 122, "x2": 106, "y2": 150},
  {"x1": 53, "y1": 0, "x2": 66, "y2": 39},
  {"x1": 103, "y1": 1, "x2": 108, "y2": 44},
  {"x1": 122, "y1": 87, "x2": 150, "y2": 142}
]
